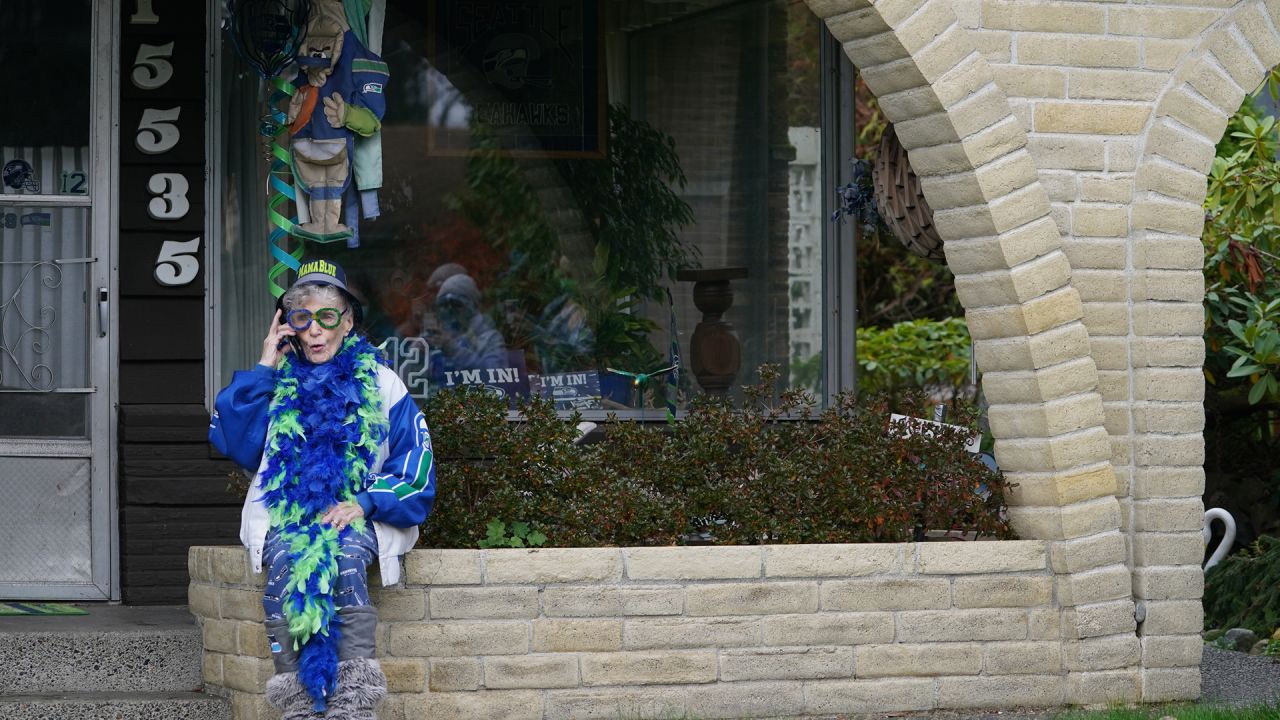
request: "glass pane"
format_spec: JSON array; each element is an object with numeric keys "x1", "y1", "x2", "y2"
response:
[
  {"x1": 219, "y1": 0, "x2": 827, "y2": 413},
  {"x1": 786, "y1": 11, "x2": 826, "y2": 399},
  {"x1": 0, "y1": 1, "x2": 93, "y2": 197},
  {"x1": 0, "y1": 457, "x2": 92, "y2": 583},
  {"x1": 0, "y1": 394, "x2": 87, "y2": 437},
  {"x1": 0, "y1": 207, "x2": 91, "y2": 399}
]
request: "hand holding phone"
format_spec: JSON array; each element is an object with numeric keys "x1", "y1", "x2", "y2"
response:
[{"x1": 259, "y1": 308, "x2": 300, "y2": 368}]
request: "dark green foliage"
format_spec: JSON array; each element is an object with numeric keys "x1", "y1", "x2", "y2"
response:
[
  {"x1": 419, "y1": 386, "x2": 583, "y2": 548},
  {"x1": 558, "y1": 105, "x2": 697, "y2": 302},
  {"x1": 849, "y1": 74, "x2": 961, "y2": 328},
  {"x1": 852, "y1": 208, "x2": 964, "y2": 327},
  {"x1": 1200, "y1": 73, "x2": 1280, "y2": 550},
  {"x1": 419, "y1": 367, "x2": 1013, "y2": 549},
  {"x1": 1203, "y1": 83, "x2": 1280, "y2": 406},
  {"x1": 445, "y1": 105, "x2": 696, "y2": 374},
  {"x1": 856, "y1": 318, "x2": 972, "y2": 403},
  {"x1": 785, "y1": 0, "x2": 821, "y2": 128},
  {"x1": 1204, "y1": 535, "x2": 1280, "y2": 637}
]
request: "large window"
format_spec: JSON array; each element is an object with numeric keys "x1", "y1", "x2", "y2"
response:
[{"x1": 217, "y1": 0, "x2": 844, "y2": 416}]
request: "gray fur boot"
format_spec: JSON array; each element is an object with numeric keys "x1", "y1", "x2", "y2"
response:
[
  {"x1": 323, "y1": 606, "x2": 385, "y2": 719},
  {"x1": 265, "y1": 670, "x2": 323, "y2": 720},
  {"x1": 321, "y1": 657, "x2": 386, "y2": 720}
]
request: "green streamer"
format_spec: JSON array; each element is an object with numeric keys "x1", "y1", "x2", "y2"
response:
[{"x1": 265, "y1": 74, "x2": 305, "y2": 298}]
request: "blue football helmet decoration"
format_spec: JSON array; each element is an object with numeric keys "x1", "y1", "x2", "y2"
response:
[
  {"x1": 2, "y1": 159, "x2": 39, "y2": 193},
  {"x1": 227, "y1": 0, "x2": 312, "y2": 79}
]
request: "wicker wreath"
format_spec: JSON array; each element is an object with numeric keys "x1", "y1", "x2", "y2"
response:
[{"x1": 873, "y1": 124, "x2": 945, "y2": 262}]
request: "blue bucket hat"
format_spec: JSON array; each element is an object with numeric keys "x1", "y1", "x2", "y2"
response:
[{"x1": 290, "y1": 259, "x2": 364, "y2": 325}]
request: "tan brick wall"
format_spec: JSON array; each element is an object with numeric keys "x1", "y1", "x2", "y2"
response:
[
  {"x1": 830, "y1": 12, "x2": 1143, "y2": 701},
  {"x1": 191, "y1": 542, "x2": 1104, "y2": 718},
  {"x1": 802, "y1": 0, "x2": 1280, "y2": 707}
]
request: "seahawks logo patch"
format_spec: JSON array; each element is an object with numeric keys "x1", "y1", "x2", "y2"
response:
[{"x1": 362, "y1": 82, "x2": 383, "y2": 94}]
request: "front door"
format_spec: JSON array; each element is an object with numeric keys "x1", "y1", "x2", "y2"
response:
[{"x1": 0, "y1": 0, "x2": 116, "y2": 600}]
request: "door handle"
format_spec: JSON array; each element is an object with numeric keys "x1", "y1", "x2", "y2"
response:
[{"x1": 97, "y1": 287, "x2": 108, "y2": 338}]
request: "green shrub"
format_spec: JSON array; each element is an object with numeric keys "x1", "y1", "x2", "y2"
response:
[
  {"x1": 420, "y1": 365, "x2": 1012, "y2": 548},
  {"x1": 855, "y1": 317, "x2": 971, "y2": 402},
  {"x1": 419, "y1": 385, "x2": 583, "y2": 548},
  {"x1": 478, "y1": 520, "x2": 547, "y2": 549},
  {"x1": 1204, "y1": 535, "x2": 1280, "y2": 637}
]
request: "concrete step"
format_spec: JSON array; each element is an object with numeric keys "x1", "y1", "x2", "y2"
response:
[
  {"x1": 0, "y1": 605, "x2": 202, "y2": 693},
  {"x1": 0, "y1": 692, "x2": 231, "y2": 720}
]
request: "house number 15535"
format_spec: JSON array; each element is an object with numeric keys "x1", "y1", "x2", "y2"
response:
[{"x1": 129, "y1": 2, "x2": 201, "y2": 289}]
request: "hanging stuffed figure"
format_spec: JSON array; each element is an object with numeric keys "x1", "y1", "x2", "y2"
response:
[{"x1": 287, "y1": 0, "x2": 388, "y2": 243}]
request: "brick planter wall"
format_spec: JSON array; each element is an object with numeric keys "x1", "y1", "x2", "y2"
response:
[{"x1": 186, "y1": 540, "x2": 1145, "y2": 719}]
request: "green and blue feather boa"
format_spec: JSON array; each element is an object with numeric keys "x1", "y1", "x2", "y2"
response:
[{"x1": 260, "y1": 335, "x2": 388, "y2": 711}]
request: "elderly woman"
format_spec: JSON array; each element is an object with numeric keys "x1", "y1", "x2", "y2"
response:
[{"x1": 210, "y1": 261, "x2": 435, "y2": 719}]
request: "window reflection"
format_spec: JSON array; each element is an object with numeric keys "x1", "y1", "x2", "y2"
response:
[{"x1": 221, "y1": 0, "x2": 828, "y2": 413}]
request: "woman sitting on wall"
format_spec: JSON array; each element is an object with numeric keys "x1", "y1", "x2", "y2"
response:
[{"x1": 209, "y1": 260, "x2": 435, "y2": 719}]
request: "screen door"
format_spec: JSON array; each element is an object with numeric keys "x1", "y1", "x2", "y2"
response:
[{"x1": 0, "y1": 0, "x2": 115, "y2": 600}]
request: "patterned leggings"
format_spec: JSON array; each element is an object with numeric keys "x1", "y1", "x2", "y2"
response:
[{"x1": 261, "y1": 525, "x2": 379, "y2": 620}]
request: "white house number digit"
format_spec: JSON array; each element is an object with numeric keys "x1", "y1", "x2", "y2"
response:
[
  {"x1": 146, "y1": 173, "x2": 190, "y2": 220},
  {"x1": 136, "y1": 107, "x2": 181, "y2": 155},
  {"x1": 154, "y1": 237, "x2": 201, "y2": 286},
  {"x1": 132, "y1": 43, "x2": 175, "y2": 90},
  {"x1": 130, "y1": 0, "x2": 159, "y2": 25}
]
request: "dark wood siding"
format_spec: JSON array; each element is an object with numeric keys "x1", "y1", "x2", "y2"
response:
[
  {"x1": 117, "y1": 1, "x2": 232, "y2": 604},
  {"x1": 119, "y1": 406, "x2": 242, "y2": 604}
]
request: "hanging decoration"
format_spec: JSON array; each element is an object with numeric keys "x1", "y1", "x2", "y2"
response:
[
  {"x1": 604, "y1": 362, "x2": 678, "y2": 411},
  {"x1": 227, "y1": 0, "x2": 312, "y2": 80},
  {"x1": 284, "y1": 0, "x2": 389, "y2": 245},
  {"x1": 227, "y1": 0, "x2": 389, "y2": 298},
  {"x1": 665, "y1": 287, "x2": 680, "y2": 425},
  {"x1": 832, "y1": 157, "x2": 879, "y2": 236},
  {"x1": 263, "y1": 78, "x2": 306, "y2": 299},
  {"x1": 872, "y1": 124, "x2": 945, "y2": 262},
  {"x1": 227, "y1": 0, "x2": 312, "y2": 297}
]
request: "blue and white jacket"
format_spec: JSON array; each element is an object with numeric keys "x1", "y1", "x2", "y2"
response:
[{"x1": 209, "y1": 363, "x2": 435, "y2": 585}]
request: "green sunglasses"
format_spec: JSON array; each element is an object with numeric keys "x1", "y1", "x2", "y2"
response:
[{"x1": 284, "y1": 307, "x2": 348, "y2": 331}]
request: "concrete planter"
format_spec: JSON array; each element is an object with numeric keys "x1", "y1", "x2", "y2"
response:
[{"x1": 187, "y1": 539, "x2": 1178, "y2": 719}]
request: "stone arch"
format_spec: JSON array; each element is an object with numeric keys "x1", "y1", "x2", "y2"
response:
[
  {"x1": 804, "y1": 0, "x2": 1140, "y2": 702},
  {"x1": 1124, "y1": 0, "x2": 1280, "y2": 700}
]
